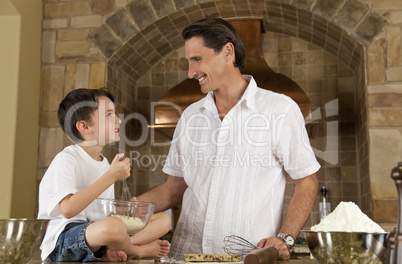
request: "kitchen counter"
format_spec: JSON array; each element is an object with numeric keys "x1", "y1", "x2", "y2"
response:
[{"x1": 29, "y1": 253, "x2": 316, "y2": 264}]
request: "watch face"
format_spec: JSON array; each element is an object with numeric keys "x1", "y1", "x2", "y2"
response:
[
  {"x1": 286, "y1": 236, "x2": 294, "y2": 245},
  {"x1": 278, "y1": 233, "x2": 294, "y2": 247}
]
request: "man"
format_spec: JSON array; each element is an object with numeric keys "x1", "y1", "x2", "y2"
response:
[{"x1": 137, "y1": 18, "x2": 320, "y2": 260}]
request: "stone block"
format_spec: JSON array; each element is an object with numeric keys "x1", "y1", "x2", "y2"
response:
[
  {"x1": 373, "y1": 0, "x2": 402, "y2": 10},
  {"x1": 390, "y1": 11, "x2": 402, "y2": 24},
  {"x1": 89, "y1": 25, "x2": 122, "y2": 58},
  {"x1": 38, "y1": 127, "x2": 64, "y2": 168},
  {"x1": 127, "y1": 0, "x2": 157, "y2": 29},
  {"x1": 386, "y1": 66, "x2": 402, "y2": 81},
  {"x1": 44, "y1": 2, "x2": 92, "y2": 18},
  {"x1": 312, "y1": 0, "x2": 343, "y2": 20},
  {"x1": 55, "y1": 41, "x2": 89, "y2": 56},
  {"x1": 367, "y1": 45, "x2": 385, "y2": 85},
  {"x1": 116, "y1": 0, "x2": 127, "y2": 8},
  {"x1": 174, "y1": 0, "x2": 196, "y2": 10},
  {"x1": 368, "y1": 93, "x2": 402, "y2": 107},
  {"x1": 75, "y1": 63, "x2": 90, "y2": 89},
  {"x1": 93, "y1": 0, "x2": 115, "y2": 15},
  {"x1": 332, "y1": 0, "x2": 369, "y2": 32},
  {"x1": 90, "y1": 63, "x2": 106, "y2": 89},
  {"x1": 386, "y1": 26, "x2": 401, "y2": 67},
  {"x1": 370, "y1": 127, "x2": 402, "y2": 198},
  {"x1": 64, "y1": 63, "x2": 76, "y2": 96},
  {"x1": 150, "y1": 0, "x2": 176, "y2": 17},
  {"x1": 106, "y1": 9, "x2": 138, "y2": 42},
  {"x1": 41, "y1": 65, "x2": 65, "y2": 111},
  {"x1": 42, "y1": 18, "x2": 68, "y2": 29},
  {"x1": 71, "y1": 15, "x2": 102, "y2": 28},
  {"x1": 372, "y1": 199, "x2": 398, "y2": 224},
  {"x1": 354, "y1": 13, "x2": 388, "y2": 45},
  {"x1": 40, "y1": 111, "x2": 59, "y2": 128},
  {"x1": 58, "y1": 29, "x2": 89, "y2": 41},
  {"x1": 369, "y1": 108, "x2": 402, "y2": 126},
  {"x1": 42, "y1": 31, "x2": 56, "y2": 63}
]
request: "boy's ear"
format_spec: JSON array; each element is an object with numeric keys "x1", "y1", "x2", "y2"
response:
[{"x1": 76, "y1": 120, "x2": 91, "y2": 135}]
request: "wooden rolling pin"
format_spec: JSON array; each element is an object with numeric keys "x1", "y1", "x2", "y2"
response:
[{"x1": 244, "y1": 247, "x2": 279, "y2": 264}]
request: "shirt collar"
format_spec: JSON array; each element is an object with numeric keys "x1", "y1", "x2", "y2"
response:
[{"x1": 200, "y1": 75, "x2": 258, "y2": 113}]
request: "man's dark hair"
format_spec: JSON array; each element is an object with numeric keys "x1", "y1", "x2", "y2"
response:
[
  {"x1": 182, "y1": 17, "x2": 246, "y2": 70},
  {"x1": 58, "y1": 88, "x2": 115, "y2": 143}
]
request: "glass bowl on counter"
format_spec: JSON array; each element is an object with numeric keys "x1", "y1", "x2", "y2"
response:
[
  {"x1": 302, "y1": 231, "x2": 389, "y2": 264},
  {"x1": 87, "y1": 198, "x2": 155, "y2": 236},
  {"x1": 0, "y1": 218, "x2": 49, "y2": 264}
]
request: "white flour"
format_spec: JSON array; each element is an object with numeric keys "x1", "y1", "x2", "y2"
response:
[
  {"x1": 311, "y1": 201, "x2": 385, "y2": 233},
  {"x1": 111, "y1": 214, "x2": 145, "y2": 233}
]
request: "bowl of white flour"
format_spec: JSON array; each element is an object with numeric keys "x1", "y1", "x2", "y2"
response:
[
  {"x1": 87, "y1": 198, "x2": 155, "y2": 235},
  {"x1": 302, "y1": 201, "x2": 389, "y2": 264}
]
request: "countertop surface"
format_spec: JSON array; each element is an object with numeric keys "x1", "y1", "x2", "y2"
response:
[{"x1": 29, "y1": 253, "x2": 316, "y2": 264}]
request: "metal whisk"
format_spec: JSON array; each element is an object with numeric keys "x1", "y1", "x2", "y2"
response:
[
  {"x1": 223, "y1": 235, "x2": 258, "y2": 257},
  {"x1": 120, "y1": 155, "x2": 132, "y2": 201},
  {"x1": 121, "y1": 179, "x2": 132, "y2": 201}
]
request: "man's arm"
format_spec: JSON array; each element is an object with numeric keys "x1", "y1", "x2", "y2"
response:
[
  {"x1": 136, "y1": 175, "x2": 188, "y2": 213},
  {"x1": 257, "y1": 173, "x2": 318, "y2": 260}
]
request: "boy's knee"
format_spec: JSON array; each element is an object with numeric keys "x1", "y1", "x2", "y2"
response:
[
  {"x1": 157, "y1": 212, "x2": 171, "y2": 232},
  {"x1": 100, "y1": 217, "x2": 127, "y2": 241}
]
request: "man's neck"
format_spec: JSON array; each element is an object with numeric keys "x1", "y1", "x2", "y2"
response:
[
  {"x1": 213, "y1": 73, "x2": 249, "y2": 119},
  {"x1": 78, "y1": 143, "x2": 104, "y2": 161}
]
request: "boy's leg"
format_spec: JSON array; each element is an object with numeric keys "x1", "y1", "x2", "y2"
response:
[
  {"x1": 130, "y1": 212, "x2": 171, "y2": 245},
  {"x1": 85, "y1": 216, "x2": 170, "y2": 259}
]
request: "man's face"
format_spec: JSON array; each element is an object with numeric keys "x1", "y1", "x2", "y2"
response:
[
  {"x1": 185, "y1": 36, "x2": 227, "y2": 94},
  {"x1": 87, "y1": 96, "x2": 121, "y2": 146}
]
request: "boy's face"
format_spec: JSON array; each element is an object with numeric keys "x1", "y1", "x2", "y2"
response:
[{"x1": 86, "y1": 96, "x2": 121, "y2": 146}]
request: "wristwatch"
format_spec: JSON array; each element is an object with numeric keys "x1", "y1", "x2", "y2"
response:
[{"x1": 276, "y1": 233, "x2": 295, "y2": 249}]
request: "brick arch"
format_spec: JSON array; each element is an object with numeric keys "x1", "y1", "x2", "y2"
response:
[
  {"x1": 91, "y1": 0, "x2": 388, "y2": 215},
  {"x1": 89, "y1": 0, "x2": 387, "y2": 78}
]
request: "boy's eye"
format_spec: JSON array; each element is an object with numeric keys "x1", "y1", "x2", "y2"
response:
[{"x1": 106, "y1": 113, "x2": 112, "y2": 117}]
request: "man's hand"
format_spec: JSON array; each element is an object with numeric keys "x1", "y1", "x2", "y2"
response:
[
  {"x1": 109, "y1": 153, "x2": 130, "y2": 181},
  {"x1": 257, "y1": 237, "x2": 290, "y2": 260}
]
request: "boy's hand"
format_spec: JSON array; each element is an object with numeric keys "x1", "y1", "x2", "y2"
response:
[{"x1": 110, "y1": 153, "x2": 130, "y2": 181}]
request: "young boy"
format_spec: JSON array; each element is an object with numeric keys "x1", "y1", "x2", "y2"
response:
[{"x1": 38, "y1": 88, "x2": 171, "y2": 262}]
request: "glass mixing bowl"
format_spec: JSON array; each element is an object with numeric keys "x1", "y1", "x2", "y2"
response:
[
  {"x1": 87, "y1": 198, "x2": 155, "y2": 235},
  {"x1": 0, "y1": 218, "x2": 49, "y2": 264},
  {"x1": 302, "y1": 231, "x2": 389, "y2": 264}
]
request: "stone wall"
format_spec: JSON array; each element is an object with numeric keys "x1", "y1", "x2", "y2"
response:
[{"x1": 40, "y1": 0, "x2": 402, "y2": 225}]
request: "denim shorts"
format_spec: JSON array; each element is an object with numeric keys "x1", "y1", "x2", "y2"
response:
[{"x1": 47, "y1": 222, "x2": 105, "y2": 262}]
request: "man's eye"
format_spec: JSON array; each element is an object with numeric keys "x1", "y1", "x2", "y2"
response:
[{"x1": 106, "y1": 113, "x2": 112, "y2": 117}]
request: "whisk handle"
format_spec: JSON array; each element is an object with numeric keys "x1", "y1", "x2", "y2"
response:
[{"x1": 244, "y1": 247, "x2": 278, "y2": 264}]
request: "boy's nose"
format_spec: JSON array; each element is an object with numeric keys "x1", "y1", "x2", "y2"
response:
[{"x1": 116, "y1": 116, "x2": 121, "y2": 125}]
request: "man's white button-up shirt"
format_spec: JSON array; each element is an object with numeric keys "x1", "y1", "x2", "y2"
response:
[{"x1": 163, "y1": 76, "x2": 320, "y2": 258}]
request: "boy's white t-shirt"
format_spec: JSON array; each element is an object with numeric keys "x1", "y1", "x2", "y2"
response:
[{"x1": 37, "y1": 144, "x2": 114, "y2": 260}]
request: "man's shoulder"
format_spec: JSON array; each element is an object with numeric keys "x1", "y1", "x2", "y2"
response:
[{"x1": 254, "y1": 87, "x2": 297, "y2": 109}]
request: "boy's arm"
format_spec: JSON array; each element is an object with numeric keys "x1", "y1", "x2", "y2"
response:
[{"x1": 59, "y1": 154, "x2": 130, "y2": 219}]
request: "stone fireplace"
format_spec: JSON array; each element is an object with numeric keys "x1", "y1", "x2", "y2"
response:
[{"x1": 40, "y1": 0, "x2": 402, "y2": 229}]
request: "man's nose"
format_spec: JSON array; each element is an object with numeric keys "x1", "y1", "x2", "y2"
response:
[{"x1": 188, "y1": 63, "x2": 196, "y2": 79}]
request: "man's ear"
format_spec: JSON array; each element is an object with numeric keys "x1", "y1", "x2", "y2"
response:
[
  {"x1": 223, "y1": 42, "x2": 235, "y2": 62},
  {"x1": 76, "y1": 120, "x2": 91, "y2": 135}
]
